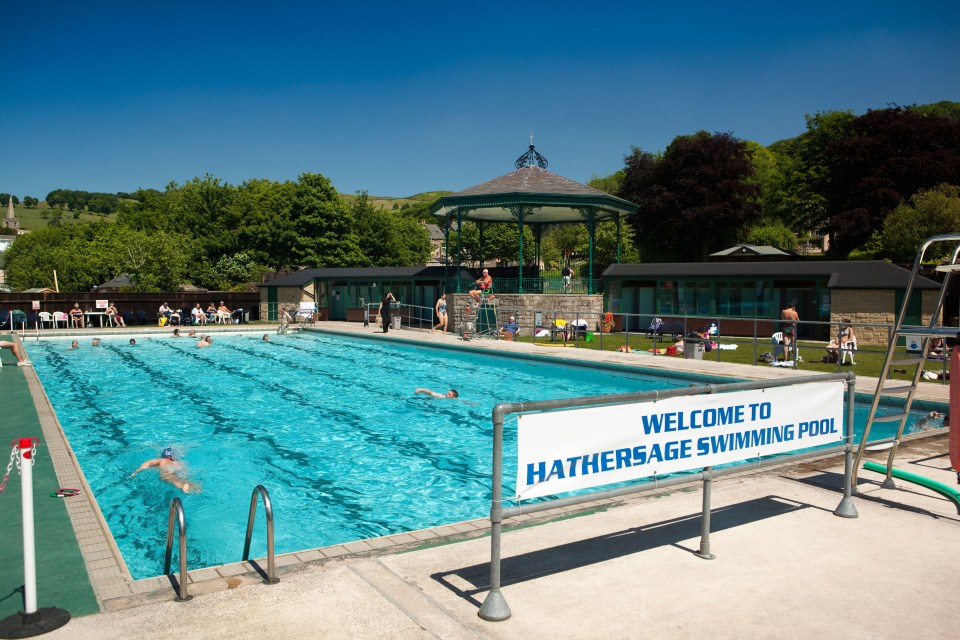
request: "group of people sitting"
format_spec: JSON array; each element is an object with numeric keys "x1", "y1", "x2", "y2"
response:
[
  {"x1": 159, "y1": 301, "x2": 237, "y2": 326},
  {"x1": 66, "y1": 302, "x2": 128, "y2": 328}
]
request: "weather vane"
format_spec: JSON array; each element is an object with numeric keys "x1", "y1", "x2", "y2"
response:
[{"x1": 515, "y1": 131, "x2": 548, "y2": 169}]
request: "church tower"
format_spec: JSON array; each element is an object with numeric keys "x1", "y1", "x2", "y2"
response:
[{"x1": 3, "y1": 196, "x2": 18, "y2": 231}]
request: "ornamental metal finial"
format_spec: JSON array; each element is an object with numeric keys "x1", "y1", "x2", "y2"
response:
[{"x1": 514, "y1": 134, "x2": 548, "y2": 169}]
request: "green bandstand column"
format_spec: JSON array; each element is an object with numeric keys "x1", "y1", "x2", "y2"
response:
[
  {"x1": 615, "y1": 215, "x2": 622, "y2": 263},
  {"x1": 455, "y1": 209, "x2": 463, "y2": 293}
]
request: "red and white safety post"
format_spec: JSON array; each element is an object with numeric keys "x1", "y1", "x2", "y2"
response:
[{"x1": 0, "y1": 438, "x2": 71, "y2": 638}]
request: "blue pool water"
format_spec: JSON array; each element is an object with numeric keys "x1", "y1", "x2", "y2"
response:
[{"x1": 25, "y1": 332, "x2": 939, "y2": 579}]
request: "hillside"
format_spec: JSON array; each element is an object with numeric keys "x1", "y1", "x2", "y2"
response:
[{"x1": 6, "y1": 191, "x2": 453, "y2": 232}]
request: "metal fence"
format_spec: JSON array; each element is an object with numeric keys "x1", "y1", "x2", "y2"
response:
[{"x1": 478, "y1": 372, "x2": 858, "y2": 621}]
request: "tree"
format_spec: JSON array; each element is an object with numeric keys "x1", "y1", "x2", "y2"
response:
[
  {"x1": 765, "y1": 110, "x2": 855, "y2": 233},
  {"x1": 23, "y1": 196, "x2": 38, "y2": 208},
  {"x1": 620, "y1": 131, "x2": 761, "y2": 261},
  {"x1": 742, "y1": 221, "x2": 798, "y2": 249},
  {"x1": 289, "y1": 173, "x2": 362, "y2": 267},
  {"x1": 881, "y1": 184, "x2": 960, "y2": 263},
  {"x1": 351, "y1": 192, "x2": 431, "y2": 266},
  {"x1": 822, "y1": 107, "x2": 960, "y2": 256},
  {"x1": 0, "y1": 193, "x2": 19, "y2": 206}
]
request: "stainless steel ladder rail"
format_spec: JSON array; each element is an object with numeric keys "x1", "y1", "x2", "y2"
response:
[
  {"x1": 163, "y1": 497, "x2": 192, "y2": 602},
  {"x1": 852, "y1": 234, "x2": 960, "y2": 489},
  {"x1": 242, "y1": 484, "x2": 279, "y2": 585}
]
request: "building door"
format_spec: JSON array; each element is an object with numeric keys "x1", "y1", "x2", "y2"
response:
[
  {"x1": 782, "y1": 286, "x2": 816, "y2": 339},
  {"x1": 636, "y1": 287, "x2": 655, "y2": 333},
  {"x1": 330, "y1": 287, "x2": 349, "y2": 321}
]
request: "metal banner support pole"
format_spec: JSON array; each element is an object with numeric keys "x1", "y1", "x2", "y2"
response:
[
  {"x1": 695, "y1": 467, "x2": 716, "y2": 560},
  {"x1": 478, "y1": 409, "x2": 511, "y2": 621},
  {"x1": 833, "y1": 379, "x2": 860, "y2": 518},
  {"x1": 0, "y1": 438, "x2": 71, "y2": 638}
]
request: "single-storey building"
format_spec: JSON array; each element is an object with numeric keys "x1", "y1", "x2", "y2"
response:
[
  {"x1": 259, "y1": 266, "x2": 474, "y2": 323},
  {"x1": 602, "y1": 260, "x2": 941, "y2": 344}
]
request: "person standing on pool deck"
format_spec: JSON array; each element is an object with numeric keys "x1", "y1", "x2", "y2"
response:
[
  {"x1": 130, "y1": 447, "x2": 198, "y2": 494},
  {"x1": 379, "y1": 292, "x2": 396, "y2": 333},
  {"x1": 433, "y1": 293, "x2": 448, "y2": 334},
  {"x1": 415, "y1": 388, "x2": 459, "y2": 399},
  {"x1": 780, "y1": 302, "x2": 799, "y2": 356}
]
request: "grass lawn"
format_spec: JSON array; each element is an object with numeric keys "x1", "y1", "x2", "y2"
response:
[{"x1": 516, "y1": 331, "x2": 949, "y2": 387}]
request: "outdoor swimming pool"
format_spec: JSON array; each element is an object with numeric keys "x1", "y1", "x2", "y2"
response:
[{"x1": 25, "y1": 332, "x2": 939, "y2": 579}]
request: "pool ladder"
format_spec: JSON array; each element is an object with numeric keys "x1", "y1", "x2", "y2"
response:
[{"x1": 163, "y1": 484, "x2": 279, "y2": 602}]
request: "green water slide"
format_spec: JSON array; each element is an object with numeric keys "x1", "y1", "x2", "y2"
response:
[{"x1": 862, "y1": 460, "x2": 960, "y2": 514}]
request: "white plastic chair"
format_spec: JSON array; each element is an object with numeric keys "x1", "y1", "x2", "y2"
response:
[
  {"x1": 840, "y1": 338, "x2": 857, "y2": 365},
  {"x1": 38, "y1": 311, "x2": 54, "y2": 329},
  {"x1": 53, "y1": 311, "x2": 69, "y2": 329}
]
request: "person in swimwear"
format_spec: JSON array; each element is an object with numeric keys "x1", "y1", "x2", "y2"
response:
[
  {"x1": 432, "y1": 293, "x2": 448, "y2": 334},
  {"x1": 130, "y1": 447, "x2": 198, "y2": 494},
  {"x1": 469, "y1": 269, "x2": 492, "y2": 303},
  {"x1": 414, "y1": 388, "x2": 459, "y2": 399}
]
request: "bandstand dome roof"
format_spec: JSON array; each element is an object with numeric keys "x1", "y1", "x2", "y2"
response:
[{"x1": 428, "y1": 147, "x2": 638, "y2": 223}]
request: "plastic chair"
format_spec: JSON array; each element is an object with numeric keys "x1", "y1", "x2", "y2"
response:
[
  {"x1": 771, "y1": 332, "x2": 786, "y2": 360},
  {"x1": 38, "y1": 311, "x2": 54, "y2": 329},
  {"x1": 840, "y1": 338, "x2": 857, "y2": 365},
  {"x1": 53, "y1": 311, "x2": 69, "y2": 329},
  {"x1": 551, "y1": 319, "x2": 569, "y2": 342}
]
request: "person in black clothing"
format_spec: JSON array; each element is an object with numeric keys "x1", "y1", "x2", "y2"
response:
[
  {"x1": 379, "y1": 292, "x2": 396, "y2": 333},
  {"x1": 562, "y1": 264, "x2": 573, "y2": 292}
]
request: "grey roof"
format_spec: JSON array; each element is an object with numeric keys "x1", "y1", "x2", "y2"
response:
[
  {"x1": 709, "y1": 244, "x2": 797, "y2": 258},
  {"x1": 429, "y1": 166, "x2": 638, "y2": 223},
  {"x1": 602, "y1": 261, "x2": 940, "y2": 289},
  {"x1": 98, "y1": 274, "x2": 134, "y2": 289},
  {"x1": 424, "y1": 223, "x2": 445, "y2": 241},
  {"x1": 261, "y1": 266, "x2": 473, "y2": 288}
]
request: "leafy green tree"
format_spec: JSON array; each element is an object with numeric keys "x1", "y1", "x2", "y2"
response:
[
  {"x1": 620, "y1": 131, "x2": 761, "y2": 261},
  {"x1": 0, "y1": 193, "x2": 19, "y2": 205},
  {"x1": 881, "y1": 184, "x2": 960, "y2": 263},
  {"x1": 766, "y1": 110, "x2": 855, "y2": 233},
  {"x1": 289, "y1": 173, "x2": 362, "y2": 267},
  {"x1": 587, "y1": 171, "x2": 625, "y2": 196},
  {"x1": 22, "y1": 196, "x2": 38, "y2": 208},
  {"x1": 351, "y1": 192, "x2": 431, "y2": 266},
  {"x1": 742, "y1": 221, "x2": 798, "y2": 249}
]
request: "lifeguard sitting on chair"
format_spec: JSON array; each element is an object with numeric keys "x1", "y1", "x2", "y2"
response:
[{"x1": 469, "y1": 269, "x2": 493, "y2": 303}]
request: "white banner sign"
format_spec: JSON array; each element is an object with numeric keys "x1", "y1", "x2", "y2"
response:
[{"x1": 516, "y1": 381, "x2": 844, "y2": 500}]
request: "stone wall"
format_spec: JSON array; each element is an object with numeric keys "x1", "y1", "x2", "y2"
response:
[
  {"x1": 447, "y1": 293, "x2": 604, "y2": 334},
  {"x1": 259, "y1": 286, "x2": 316, "y2": 322},
  {"x1": 830, "y1": 289, "x2": 939, "y2": 345}
]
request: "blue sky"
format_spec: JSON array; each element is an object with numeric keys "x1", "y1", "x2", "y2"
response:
[{"x1": 2, "y1": 1, "x2": 958, "y2": 200}]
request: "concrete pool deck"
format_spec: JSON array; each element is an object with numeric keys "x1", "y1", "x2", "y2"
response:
[{"x1": 2, "y1": 324, "x2": 958, "y2": 639}]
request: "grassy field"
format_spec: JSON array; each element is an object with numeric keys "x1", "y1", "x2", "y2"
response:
[
  {"x1": 517, "y1": 331, "x2": 949, "y2": 388},
  {"x1": 8, "y1": 191, "x2": 448, "y2": 231},
  {"x1": 7, "y1": 204, "x2": 112, "y2": 230}
]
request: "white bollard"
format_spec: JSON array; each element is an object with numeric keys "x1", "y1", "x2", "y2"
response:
[
  {"x1": 20, "y1": 438, "x2": 38, "y2": 614},
  {"x1": 0, "y1": 437, "x2": 71, "y2": 637}
]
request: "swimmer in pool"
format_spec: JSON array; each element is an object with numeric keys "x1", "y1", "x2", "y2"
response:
[
  {"x1": 414, "y1": 388, "x2": 459, "y2": 399},
  {"x1": 130, "y1": 447, "x2": 199, "y2": 494}
]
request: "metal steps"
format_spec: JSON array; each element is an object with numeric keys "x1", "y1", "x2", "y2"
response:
[{"x1": 852, "y1": 234, "x2": 960, "y2": 489}]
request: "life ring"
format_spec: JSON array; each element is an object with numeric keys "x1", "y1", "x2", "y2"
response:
[{"x1": 50, "y1": 487, "x2": 82, "y2": 498}]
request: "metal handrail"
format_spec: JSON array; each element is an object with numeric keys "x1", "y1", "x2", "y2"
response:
[
  {"x1": 163, "y1": 497, "x2": 192, "y2": 602},
  {"x1": 242, "y1": 484, "x2": 279, "y2": 585}
]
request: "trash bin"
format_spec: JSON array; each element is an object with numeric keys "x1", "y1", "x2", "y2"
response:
[
  {"x1": 684, "y1": 335, "x2": 705, "y2": 360},
  {"x1": 392, "y1": 316, "x2": 402, "y2": 330}
]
